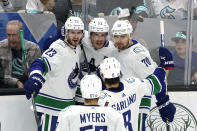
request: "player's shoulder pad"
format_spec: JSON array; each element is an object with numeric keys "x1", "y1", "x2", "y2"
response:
[
  {"x1": 123, "y1": 77, "x2": 136, "y2": 84},
  {"x1": 50, "y1": 39, "x2": 67, "y2": 49},
  {"x1": 99, "y1": 91, "x2": 109, "y2": 99},
  {"x1": 133, "y1": 46, "x2": 145, "y2": 53}
]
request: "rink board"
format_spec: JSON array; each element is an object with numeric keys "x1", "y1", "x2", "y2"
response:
[{"x1": 0, "y1": 92, "x2": 197, "y2": 131}]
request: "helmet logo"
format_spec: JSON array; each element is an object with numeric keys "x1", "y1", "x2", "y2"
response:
[{"x1": 98, "y1": 22, "x2": 103, "y2": 25}]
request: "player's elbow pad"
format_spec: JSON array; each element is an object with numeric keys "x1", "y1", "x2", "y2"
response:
[
  {"x1": 153, "y1": 68, "x2": 166, "y2": 82},
  {"x1": 30, "y1": 58, "x2": 45, "y2": 74}
]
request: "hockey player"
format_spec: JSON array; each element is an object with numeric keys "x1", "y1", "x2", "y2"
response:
[
  {"x1": 98, "y1": 56, "x2": 173, "y2": 131},
  {"x1": 80, "y1": 17, "x2": 116, "y2": 74},
  {"x1": 23, "y1": 16, "x2": 84, "y2": 131},
  {"x1": 110, "y1": 20, "x2": 176, "y2": 131},
  {"x1": 75, "y1": 18, "x2": 116, "y2": 103},
  {"x1": 56, "y1": 74, "x2": 126, "y2": 131}
]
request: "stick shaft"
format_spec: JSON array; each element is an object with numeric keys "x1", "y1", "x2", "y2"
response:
[
  {"x1": 80, "y1": 44, "x2": 91, "y2": 74},
  {"x1": 160, "y1": 20, "x2": 165, "y2": 48},
  {"x1": 19, "y1": 30, "x2": 41, "y2": 127}
]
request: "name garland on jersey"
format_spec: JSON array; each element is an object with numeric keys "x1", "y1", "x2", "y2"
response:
[
  {"x1": 68, "y1": 62, "x2": 79, "y2": 89},
  {"x1": 111, "y1": 93, "x2": 136, "y2": 111},
  {"x1": 80, "y1": 113, "x2": 106, "y2": 124}
]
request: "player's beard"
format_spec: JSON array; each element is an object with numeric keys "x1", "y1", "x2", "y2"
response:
[
  {"x1": 67, "y1": 38, "x2": 80, "y2": 48},
  {"x1": 115, "y1": 41, "x2": 130, "y2": 51}
]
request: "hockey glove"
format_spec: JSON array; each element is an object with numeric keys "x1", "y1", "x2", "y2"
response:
[
  {"x1": 156, "y1": 94, "x2": 176, "y2": 122},
  {"x1": 159, "y1": 47, "x2": 174, "y2": 70},
  {"x1": 24, "y1": 73, "x2": 45, "y2": 100}
]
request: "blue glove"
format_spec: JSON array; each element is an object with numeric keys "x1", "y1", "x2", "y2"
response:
[
  {"x1": 156, "y1": 95, "x2": 176, "y2": 122},
  {"x1": 159, "y1": 47, "x2": 174, "y2": 70},
  {"x1": 24, "y1": 73, "x2": 45, "y2": 100}
]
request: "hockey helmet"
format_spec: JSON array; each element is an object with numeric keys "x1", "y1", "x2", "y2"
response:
[
  {"x1": 65, "y1": 16, "x2": 84, "y2": 31},
  {"x1": 80, "y1": 74, "x2": 102, "y2": 99},
  {"x1": 111, "y1": 20, "x2": 133, "y2": 36},
  {"x1": 99, "y1": 57, "x2": 121, "y2": 79},
  {"x1": 89, "y1": 18, "x2": 109, "y2": 33}
]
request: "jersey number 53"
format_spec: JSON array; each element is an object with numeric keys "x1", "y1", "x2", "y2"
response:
[{"x1": 80, "y1": 125, "x2": 107, "y2": 131}]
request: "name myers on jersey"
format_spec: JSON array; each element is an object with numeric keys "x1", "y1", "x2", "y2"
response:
[
  {"x1": 80, "y1": 113, "x2": 106, "y2": 124},
  {"x1": 111, "y1": 93, "x2": 136, "y2": 111}
]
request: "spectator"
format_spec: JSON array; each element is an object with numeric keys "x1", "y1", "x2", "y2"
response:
[
  {"x1": 24, "y1": 0, "x2": 55, "y2": 13},
  {"x1": 0, "y1": 0, "x2": 13, "y2": 12},
  {"x1": 0, "y1": 20, "x2": 41, "y2": 88},
  {"x1": 52, "y1": 0, "x2": 73, "y2": 29},
  {"x1": 71, "y1": 0, "x2": 97, "y2": 18},
  {"x1": 167, "y1": 31, "x2": 197, "y2": 85}
]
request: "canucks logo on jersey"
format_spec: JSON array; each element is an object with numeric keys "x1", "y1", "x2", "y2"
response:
[{"x1": 68, "y1": 63, "x2": 79, "y2": 89}]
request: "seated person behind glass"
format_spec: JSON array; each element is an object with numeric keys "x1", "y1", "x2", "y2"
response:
[
  {"x1": 0, "y1": 20, "x2": 41, "y2": 88},
  {"x1": 167, "y1": 31, "x2": 197, "y2": 85},
  {"x1": 17, "y1": 0, "x2": 54, "y2": 13},
  {"x1": 0, "y1": 0, "x2": 13, "y2": 12}
]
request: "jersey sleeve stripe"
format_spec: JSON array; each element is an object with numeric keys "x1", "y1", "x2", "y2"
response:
[
  {"x1": 147, "y1": 75, "x2": 162, "y2": 95},
  {"x1": 139, "y1": 97, "x2": 151, "y2": 107},
  {"x1": 35, "y1": 94, "x2": 76, "y2": 110},
  {"x1": 39, "y1": 92, "x2": 74, "y2": 101},
  {"x1": 147, "y1": 79, "x2": 154, "y2": 95},
  {"x1": 40, "y1": 56, "x2": 50, "y2": 75}
]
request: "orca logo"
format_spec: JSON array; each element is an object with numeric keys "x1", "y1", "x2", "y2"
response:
[
  {"x1": 160, "y1": 6, "x2": 176, "y2": 19},
  {"x1": 146, "y1": 103, "x2": 197, "y2": 131},
  {"x1": 68, "y1": 63, "x2": 79, "y2": 89}
]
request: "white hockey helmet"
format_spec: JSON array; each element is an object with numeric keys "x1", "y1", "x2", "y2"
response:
[
  {"x1": 118, "y1": 8, "x2": 130, "y2": 19},
  {"x1": 99, "y1": 57, "x2": 121, "y2": 79},
  {"x1": 65, "y1": 16, "x2": 84, "y2": 31},
  {"x1": 111, "y1": 20, "x2": 133, "y2": 36},
  {"x1": 80, "y1": 74, "x2": 102, "y2": 99},
  {"x1": 89, "y1": 18, "x2": 109, "y2": 33}
]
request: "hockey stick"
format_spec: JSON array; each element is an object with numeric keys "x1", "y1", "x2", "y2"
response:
[
  {"x1": 80, "y1": 44, "x2": 91, "y2": 74},
  {"x1": 160, "y1": 20, "x2": 170, "y2": 131},
  {"x1": 19, "y1": 30, "x2": 41, "y2": 127}
]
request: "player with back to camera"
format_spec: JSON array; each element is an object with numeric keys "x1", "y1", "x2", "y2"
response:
[
  {"x1": 110, "y1": 20, "x2": 176, "y2": 131},
  {"x1": 56, "y1": 74, "x2": 126, "y2": 131},
  {"x1": 98, "y1": 54, "x2": 174, "y2": 131},
  {"x1": 23, "y1": 16, "x2": 84, "y2": 131}
]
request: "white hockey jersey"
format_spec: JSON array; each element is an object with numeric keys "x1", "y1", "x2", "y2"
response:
[
  {"x1": 99, "y1": 74, "x2": 163, "y2": 131},
  {"x1": 35, "y1": 39, "x2": 81, "y2": 116},
  {"x1": 56, "y1": 105, "x2": 126, "y2": 131},
  {"x1": 112, "y1": 40, "x2": 157, "y2": 79},
  {"x1": 80, "y1": 38, "x2": 116, "y2": 76}
]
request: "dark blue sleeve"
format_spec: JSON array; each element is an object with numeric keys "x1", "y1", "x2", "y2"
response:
[{"x1": 29, "y1": 58, "x2": 46, "y2": 74}]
